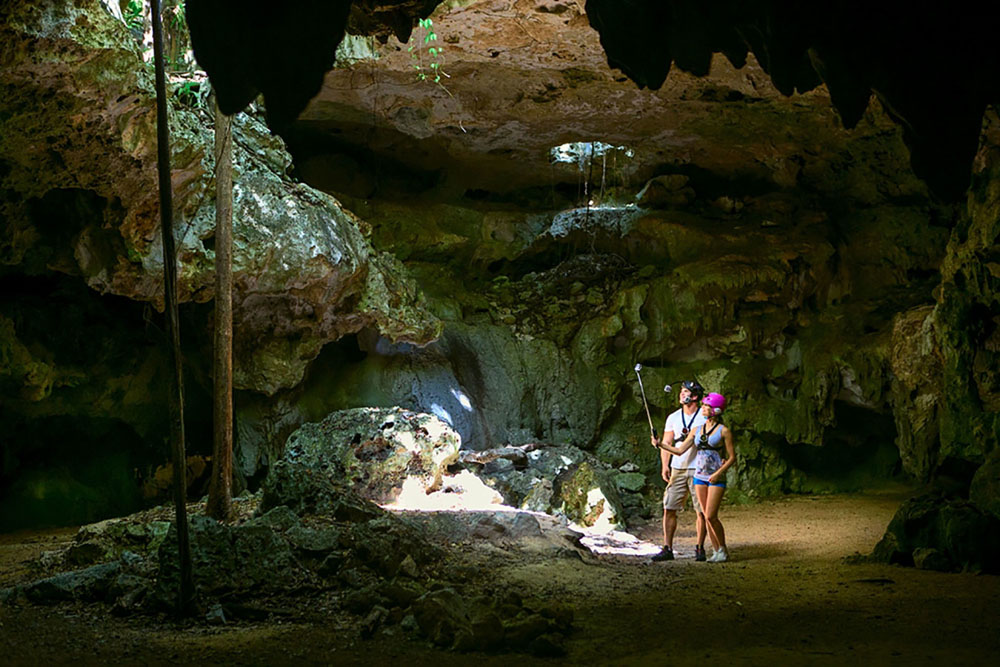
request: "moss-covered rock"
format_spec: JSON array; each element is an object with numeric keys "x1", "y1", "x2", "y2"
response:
[
  {"x1": 871, "y1": 492, "x2": 1000, "y2": 573},
  {"x1": 280, "y1": 407, "x2": 460, "y2": 503}
]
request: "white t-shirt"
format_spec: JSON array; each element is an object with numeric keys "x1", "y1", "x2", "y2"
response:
[{"x1": 663, "y1": 407, "x2": 707, "y2": 469}]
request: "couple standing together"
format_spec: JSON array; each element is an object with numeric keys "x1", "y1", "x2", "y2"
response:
[{"x1": 650, "y1": 381, "x2": 736, "y2": 563}]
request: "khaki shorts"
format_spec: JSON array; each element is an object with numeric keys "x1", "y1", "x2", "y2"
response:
[{"x1": 662, "y1": 468, "x2": 703, "y2": 513}]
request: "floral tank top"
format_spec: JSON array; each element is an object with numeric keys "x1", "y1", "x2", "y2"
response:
[{"x1": 693, "y1": 423, "x2": 725, "y2": 482}]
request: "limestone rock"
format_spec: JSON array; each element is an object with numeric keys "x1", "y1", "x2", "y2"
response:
[
  {"x1": 245, "y1": 505, "x2": 302, "y2": 532},
  {"x1": 72, "y1": 517, "x2": 171, "y2": 563},
  {"x1": 613, "y1": 471, "x2": 647, "y2": 493},
  {"x1": 342, "y1": 514, "x2": 443, "y2": 578},
  {"x1": 22, "y1": 562, "x2": 120, "y2": 603},
  {"x1": 410, "y1": 588, "x2": 505, "y2": 652},
  {"x1": 281, "y1": 407, "x2": 461, "y2": 503},
  {"x1": 258, "y1": 459, "x2": 385, "y2": 522},
  {"x1": 889, "y1": 306, "x2": 942, "y2": 480},
  {"x1": 933, "y1": 108, "x2": 1000, "y2": 470},
  {"x1": 470, "y1": 444, "x2": 626, "y2": 529},
  {"x1": 155, "y1": 515, "x2": 306, "y2": 603},
  {"x1": 912, "y1": 547, "x2": 952, "y2": 572}
]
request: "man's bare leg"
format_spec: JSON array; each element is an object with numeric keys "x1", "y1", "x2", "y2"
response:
[{"x1": 663, "y1": 509, "x2": 678, "y2": 549}]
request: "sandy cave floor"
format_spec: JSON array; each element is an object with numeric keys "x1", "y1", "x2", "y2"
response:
[{"x1": 2, "y1": 486, "x2": 999, "y2": 665}]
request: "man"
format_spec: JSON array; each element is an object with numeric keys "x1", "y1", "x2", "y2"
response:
[{"x1": 650, "y1": 380, "x2": 708, "y2": 561}]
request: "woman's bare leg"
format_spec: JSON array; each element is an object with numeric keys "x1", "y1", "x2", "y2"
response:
[
  {"x1": 692, "y1": 477, "x2": 707, "y2": 548},
  {"x1": 696, "y1": 485, "x2": 719, "y2": 550},
  {"x1": 703, "y1": 485, "x2": 727, "y2": 549},
  {"x1": 695, "y1": 511, "x2": 707, "y2": 548}
]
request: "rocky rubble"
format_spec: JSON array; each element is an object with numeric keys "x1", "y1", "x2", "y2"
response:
[
  {"x1": 3, "y1": 408, "x2": 584, "y2": 655},
  {"x1": 459, "y1": 443, "x2": 631, "y2": 528}
]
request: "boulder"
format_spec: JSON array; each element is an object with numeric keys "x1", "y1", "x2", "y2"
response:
[
  {"x1": 467, "y1": 444, "x2": 626, "y2": 529},
  {"x1": 281, "y1": 407, "x2": 461, "y2": 503},
  {"x1": 259, "y1": 459, "x2": 385, "y2": 522},
  {"x1": 342, "y1": 514, "x2": 443, "y2": 578},
  {"x1": 67, "y1": 516, "x2": 171, "y2": 565},
  {"x1": 871, "y1": 492, "x2": 1000, "y2": 573},
  {"x1": 395, "y1": 507, "x2": 587, "y2": 560},
  {"x1": 970, "y1": 451, "x2": 1000, "y2": 521},
  {"x1": 912, "y1": 547, "x2": 952, "y2": 572},
  {"x1": 411, "y1": 588, "x2": 505, "y2": 652},
  {"x1": 22, "y1": 562, "x2": 120, "y2": 603}
]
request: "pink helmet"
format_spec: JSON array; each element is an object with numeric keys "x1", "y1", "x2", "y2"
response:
[{"x1": 702, "y1": 392, "x2": 727, "y2": 414}]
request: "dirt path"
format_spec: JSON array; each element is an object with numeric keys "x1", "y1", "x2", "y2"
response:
[{"x1": 2, "y1": 488, "x2": 999, "y2": 665}]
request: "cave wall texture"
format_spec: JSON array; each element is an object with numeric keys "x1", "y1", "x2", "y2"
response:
[{"x1": 1, "y1": 0, "x2": 998, "y2": 532}]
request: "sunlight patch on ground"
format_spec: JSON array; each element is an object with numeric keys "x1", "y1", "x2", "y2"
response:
[
  {"x1": 577, "y1": 530, "x2": 663, "y2": 557},
  {"x1": 382, "y1": 472, "x2": 662, "y2": 557},
  {"x1": 382, "y1": 471, "x2": 506, "y2": 512}
]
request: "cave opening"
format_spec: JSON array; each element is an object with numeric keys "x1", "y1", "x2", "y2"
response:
[{"x1": 779, "y1": 401, "x2": 903, "y2": 493}]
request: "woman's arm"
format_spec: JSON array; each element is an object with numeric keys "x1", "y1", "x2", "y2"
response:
[
  {"x1": 709, "y1": 427, "x2": 737, "y2": 484},
  {"x1": 659, "y1": 430, "x2": 695, "y2": 455}
]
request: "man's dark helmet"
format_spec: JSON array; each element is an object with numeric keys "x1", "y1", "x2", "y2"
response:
[{"x1": 682, "y1": 380, "x2": 705, "y2": 398}]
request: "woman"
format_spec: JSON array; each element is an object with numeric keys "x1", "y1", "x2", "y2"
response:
[{"x1": 657, "y1": 392, "x2": 736, "y2": 562}]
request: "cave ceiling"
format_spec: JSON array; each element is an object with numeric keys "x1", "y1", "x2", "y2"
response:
[
  {"x1": 291, "y1": 0, "x2": 908, "y2": 203},
  {"x1": 188, "y1": 0, "x2": 1000, "y2": 204}
]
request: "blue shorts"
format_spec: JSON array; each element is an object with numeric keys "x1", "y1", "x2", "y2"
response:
[{"x1": 694, "y1": 477, "x2": 726, "y2": 489}]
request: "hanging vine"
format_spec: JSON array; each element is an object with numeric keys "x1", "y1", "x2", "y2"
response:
[{"x1": 407, "y1": 17, "x2": 452, "y2": 95}]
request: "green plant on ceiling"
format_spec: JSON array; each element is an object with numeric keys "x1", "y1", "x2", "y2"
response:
[
  {"x1": 124, "y1": 0, "x2": 144, "y2": 32},
  {"x1": 169, "y1": 0, "x2": 185, "y2": 30},
  {"x1": 407, "y1": 17, "x2": 452, "y2": 95}
]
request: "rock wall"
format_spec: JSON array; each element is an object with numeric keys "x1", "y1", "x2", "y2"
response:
[
  {"x1": 287, "y1": 171, "x2": 945, "y2": 502},
  {"x1": 932, "y1": 107, "x2": 1000, "y2": 519}
]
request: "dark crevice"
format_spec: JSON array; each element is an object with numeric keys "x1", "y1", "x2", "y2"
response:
[{"x1": 778, "y1": 401, "x2": 901, "y2": 493}]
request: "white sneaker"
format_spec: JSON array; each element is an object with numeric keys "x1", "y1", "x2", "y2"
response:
[{"x1": 708, "y1": 548, "x2": 728, "y2": 563}]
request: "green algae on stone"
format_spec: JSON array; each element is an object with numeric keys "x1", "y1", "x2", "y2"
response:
[{"x1": 553, "y1": 460, "x2": 622, "y2": 529}]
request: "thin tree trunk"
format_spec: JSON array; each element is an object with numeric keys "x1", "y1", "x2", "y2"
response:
[
  {"x1": 207, "y1": 100, "x2": 234, "y2": 522},
  {"x1": 151, "y1": 0, "x2": 195, "y2": 615}
]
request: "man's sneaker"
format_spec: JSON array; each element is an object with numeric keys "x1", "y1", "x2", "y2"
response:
[
  {"x1": 695, "y1": 545, "x2": 707, "y2": 562},
  {"x1": 708, "y1": 547, "x2": 729, "y2": 563},
  {"x1": 651, "y1": 547, "x2": 674, "y2": 561}
]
